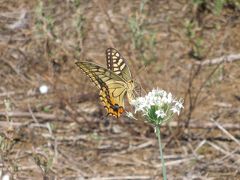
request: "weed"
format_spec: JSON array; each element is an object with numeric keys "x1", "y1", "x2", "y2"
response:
[
  {"x1": 3, "y1": 98, "x2": 12, "y2": 123},
  {"x1": 192, "y1": 0, "x2": 204, "y2": 5},
  {"x1": 191, "y1": 37, "x2": 204, "y2": 60},
  {"x1": 128, "y1": 0, "x2": 157, "y2": 65},
  {"x1": 73, "y1": 9, "x2": 86, "y2": 54},
  {"x1": 184, "y1": 20, "x2": 205, "y2": 60},
  {"x1": 0, "y1": 135, "x2": 10, "y2": 153},
  {"x1": 206, "y1": 65, "x2": 224, "y2": 86},
  {"x1": 213, "y1": 0, "x2": 240, "y2": 14},
  {"x1": 192, "y1": 0, "x2": 240, "y2": 15},
  {"x1": 73, "y1": 0, "x2": 81, "y2": 8},
  {"x1": 76, "y1": 14, "x2": 85, "y2": 38},
  {"x1": 34, "y1": 1, "x2": 56, "y2": 38},
  {"x1": 32, "y1": 152, "x2": 53, "y2": 174},
  {"x1": 90, "y1": 132, "x2": 102, "y2": 141},
  {"x1": 43, "y1": 105, "x2": 51, "y2": 113},
  {"x1": 128, "y1": 16, "x2": 145, "y2": 51},
  {"x1": 214, "y1": 0, "x2": 226, "y2": 15}
]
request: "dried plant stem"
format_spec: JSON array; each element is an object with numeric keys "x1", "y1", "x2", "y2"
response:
[
  {"x1": 156, "y1": 126, "x2": 167, "y2": 180},
  {"x1": 196, "y1": 54, "x2": 240, "y2": 66}
]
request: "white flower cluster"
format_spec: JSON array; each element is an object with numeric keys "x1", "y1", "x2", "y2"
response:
[{"x1": 130, "y1": 88, "x2": 183, "y2": 125}]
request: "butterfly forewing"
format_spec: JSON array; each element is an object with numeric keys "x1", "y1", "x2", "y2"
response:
[{"x1": 106, "y1": 48, "x2": 132, "y2": 82}]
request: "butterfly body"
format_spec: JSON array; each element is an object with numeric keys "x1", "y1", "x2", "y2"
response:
[{"x1": 76, "y1": 48, "x2": 134, "y2": 118}]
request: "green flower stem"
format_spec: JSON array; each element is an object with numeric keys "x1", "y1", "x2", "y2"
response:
[{"x1": 156, "y1": 126, "x2": 167, "y2": 180}]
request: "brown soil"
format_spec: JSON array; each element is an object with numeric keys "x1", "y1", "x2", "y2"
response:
[{"x1": 0, "y1": 0, "x2": 240, "y2": 179}]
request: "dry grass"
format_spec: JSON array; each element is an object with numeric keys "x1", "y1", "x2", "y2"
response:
[{"x1": 0, "y1": 0, "x2": 240, "y2": 179}]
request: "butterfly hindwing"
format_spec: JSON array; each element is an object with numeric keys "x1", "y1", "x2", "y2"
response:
[
  {"x1": 99, "y1": 84, "x2": 125, "y2": 117},
  {"x1": 76, "y1": 61, "x2": 127, "y2": 117},
  {"x1": 106, "y1": 48, "x2": 132, "y2": 82}
]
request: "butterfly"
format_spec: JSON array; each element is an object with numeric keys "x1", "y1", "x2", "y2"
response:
[{"x1": 75, "y1": 48, "x2": 135, "y2": 118}]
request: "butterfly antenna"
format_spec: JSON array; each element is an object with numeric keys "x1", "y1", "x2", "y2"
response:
[
  {"x1": 132, "y1": 64, "x2": 148, "y2": 97},
  {"x1": 133, "y1": 79, "x2": 146, "y2": 98}
]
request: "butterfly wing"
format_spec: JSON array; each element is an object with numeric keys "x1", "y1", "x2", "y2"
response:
[
  {"x1": 106, "y1": 48, "x2": 132, "y2": 82},
  {"x1": 75, "y1": 61, "x2": 127, "y2": 117}
]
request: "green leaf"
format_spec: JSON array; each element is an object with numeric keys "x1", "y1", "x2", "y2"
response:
[{"x1": 214, "y1": 0, "x2": 225, "y2": 15}]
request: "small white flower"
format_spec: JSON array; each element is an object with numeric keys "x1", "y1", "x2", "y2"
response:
[
  {"x1": 171, "y1": 99, "x2": 184, "y2": 115},
  {"x1": 156, "y1": 109, "x2": 166, "y2": 118},
  {"x1": 131, "y1": 97, "x2": 149, "y2": 113},
  {"x1": 166, "y1": 92, "x2": 173, "y2": 103},
  {"x1": 39, "y1": 85, "x2": 48, "y2": 94},
  {"x1": 171, "y1": 107, "x2": 180, "y2": 115},
  {"x1": 175, "y1": 100, "x2": 184, "y2": 109}
]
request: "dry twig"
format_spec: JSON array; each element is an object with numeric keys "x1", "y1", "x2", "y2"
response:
[
  {"x1": 196, "y1": 54, "x2": 240, "y2": 66},
  {"x1": 0, "y1": 111, "x2": 68, "y2": 121},
  {"x1": 210, "y1": 118, "x2": 240, "y2": 146}
]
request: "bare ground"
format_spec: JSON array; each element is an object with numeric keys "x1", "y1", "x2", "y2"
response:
[{"x1": 0, "y1": 0, "x2": 240, "y2": 179}]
